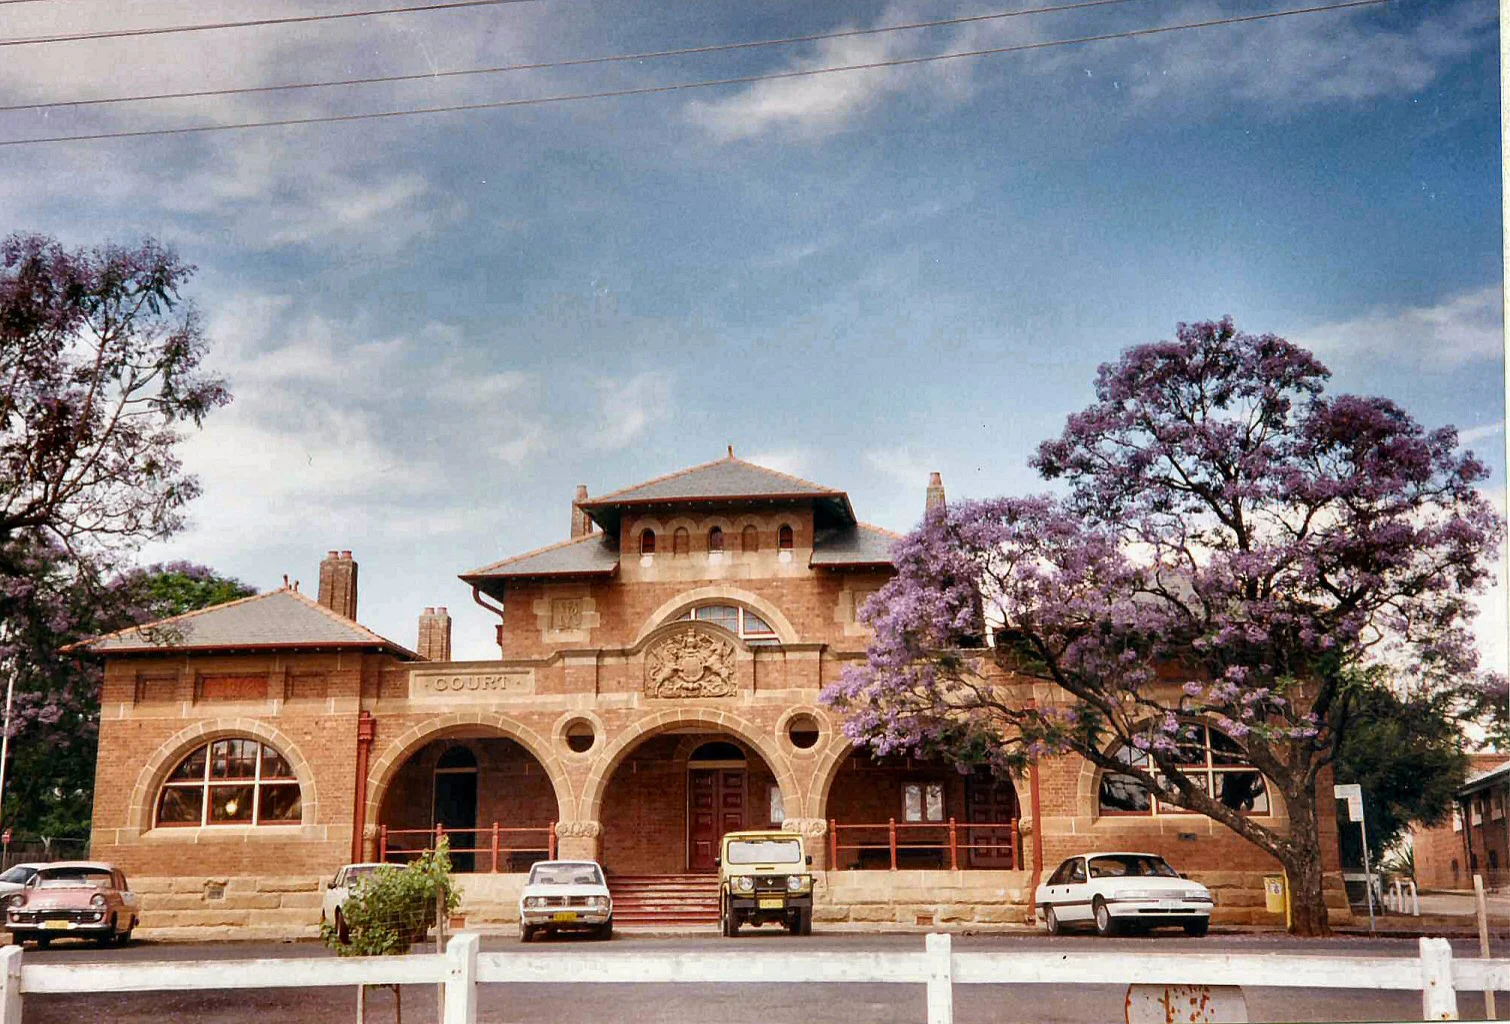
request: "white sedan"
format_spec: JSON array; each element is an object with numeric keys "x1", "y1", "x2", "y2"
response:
[
  {"x1": 320, "y1": 862, "x2": 386, "y2": 941},
  {"x1": 518, "y1": 860, "x2": 612, "y2": 941},
  {"x1": 1036, "y1": 852, "x2": 1213, "y2": 936}
]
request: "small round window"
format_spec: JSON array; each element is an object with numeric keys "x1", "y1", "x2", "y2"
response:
[
  {"x1": 564, "y1": 719, "x2": 596, "y2": 754},
  {"x1": 786, "y1": 714, "x2": 820, "y2": 750}
]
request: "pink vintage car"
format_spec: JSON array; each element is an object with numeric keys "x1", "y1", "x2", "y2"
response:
[{"x1": 6, "y1": 862, "x2": 140, "y2": 947}]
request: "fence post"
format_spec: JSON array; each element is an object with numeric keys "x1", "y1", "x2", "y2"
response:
[
  {"x1": 491, "y1": 823, "x2": 500, "y2": 874},
  {"x1": 443, "y1": 932, "x2": 480, "y2": 1024},
  {"x1": 1419, "y1": 936, "x2": 1459, "y2": 1021},
  {"x1": 889, "y1": 819, "x2": 897, "y2": 871},
  {"x1": 548, "y1": 822, "x2": 557, "y2": 860},
  {"x1": 0, "y1": 945, "x2": 21, "y2": 1024},
  {"x1": 948, "y1": 819, "x2": 958, "y2": 871},
  {"x1": 925, "y1": 932, "x2": 954, "y2": 1024},
  {"x1": 829, "y1": 820, "x2": 837, "y2": 869}
]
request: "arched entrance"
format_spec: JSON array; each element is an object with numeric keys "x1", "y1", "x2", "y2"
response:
[
  {"x1": 600, "y1": 732, "x2": 785, "y2": 875},
  {"x1": 824, "y1": 751, "x2": 1021, "y2": 870},
  {"x1": 376, "y1": 734, "x2": 559, "y2": 873}
]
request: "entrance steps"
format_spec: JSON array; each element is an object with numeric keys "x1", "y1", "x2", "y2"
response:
[{"x1": 609, "y1": 874, "x2": 720, "y2": 927}]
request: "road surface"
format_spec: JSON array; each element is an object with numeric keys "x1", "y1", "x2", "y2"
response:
[{"x1": 23, "y1": 930, "x2": 1509, "y2": 1023}]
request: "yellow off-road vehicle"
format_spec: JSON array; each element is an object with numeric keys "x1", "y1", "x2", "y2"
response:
[{"x1": 716, "y1": 830, "x2": 813, "y2": 937}]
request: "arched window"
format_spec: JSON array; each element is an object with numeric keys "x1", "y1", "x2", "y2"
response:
[
  {"x1": 155, "y1": 738, "x2": 301, "y2": 827},
  {"x1": 640, "y1": 529, "x2": 656, "y2": 555},
  {"x1": 708, "y1": 527, "x2": 724, "y2": 552},
  {"x1": 1097, "y1": 724, "x2": 1269, "y2": 817},
  {"x1": 675, "y1": 604, "x2": 779, "y2": 645},
  {"x1": 673, "y1": 527, "x2": 690, "y2": 557},
  {"x1": 741, "y1": 524, "x2": 759, "y2": 552},
  {"x1": 778, "y1": 524, "x2": 794, "y2": 550}
]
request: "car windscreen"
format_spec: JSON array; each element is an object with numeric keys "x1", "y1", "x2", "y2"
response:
[
  {"x1": 35, "y1": 868, "x2": 113, "y2": 888},
  {"x1": 344, "y1": 866, "x2": 381, "y2": 885},
  {"x1": 528, "y1": 864, "x2": 603, "y2": 886},
  {"x1": 0, "y1": 867, "x2": 35, "y2": 884},
  {"x1": 1087, "y1": 855, "x2": 1179, "y2": 879},
  {"x1": 726, "y1": 840, "x2": 801, "y2": 865}
]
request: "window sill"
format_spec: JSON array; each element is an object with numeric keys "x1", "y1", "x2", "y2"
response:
[{"x1": 145, "y1": 824, "x2": 307, "y2": 840}]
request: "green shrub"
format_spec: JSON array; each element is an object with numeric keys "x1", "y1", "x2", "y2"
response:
[{"x1": 322, "y1": 840, "x2": 462, "y2": 957}]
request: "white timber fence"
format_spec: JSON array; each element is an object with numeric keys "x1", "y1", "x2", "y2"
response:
[{"x1": 5, "y1": 932, "x2": 1507, "y2": 1023}]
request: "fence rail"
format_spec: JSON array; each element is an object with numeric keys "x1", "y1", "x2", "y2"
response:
[
  {"x1": 828, "y1": 818, "x2": 1020, "y2": 870},
  {"x1": 6, "y1": 933, "x2": 1497, "y2": 1022},
  {"x1": 378, "y1": 823, "x2": 557, "y2": 872}
]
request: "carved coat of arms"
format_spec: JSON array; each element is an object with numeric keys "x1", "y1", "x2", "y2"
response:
[{"x1": 645, "y1": 629, "x2": 736, "y2": 698}]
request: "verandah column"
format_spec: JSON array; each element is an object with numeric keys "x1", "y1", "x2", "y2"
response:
[{"x1": 554, "y1": 820, "x2": 602, "y2": 862}]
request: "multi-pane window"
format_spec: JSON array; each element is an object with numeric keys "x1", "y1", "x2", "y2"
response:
[
  {"x1": 640, "y1": 529, "x2": 656, "y2": 555},
  {"x1": 1097, "y1": 724, "x2": 1269, "y2": 817},
  {"x1": 156, "y1": 738, "x2": 301, "y2": 827},
  {"x1": 778, "y1": 524, "x2": 794, "y2": 550},
  {"x1": 903, "y1": 782, "x2": 944, "y2": 822},
  {"x1": 676, "y1": 604, "x2": 779, "y2": 645},
  {"x1": 768, "y1": 784, "x2": 786, "y2": 825},
  {"x1": 1453, "y1": 805, "x2": 1464, "y2": 832},
  {"x1": 1493, "y1": 791, "x2": 1504, "y2": 821},
  {"x1": 1473, "y1": 798, "x2": 1485, "y2": 826},
  {"x1": 708, "y1": 527, "x2": 724, "y2": 552}
]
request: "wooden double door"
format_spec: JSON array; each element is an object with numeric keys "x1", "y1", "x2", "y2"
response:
[{"x1": 688, "y1": 768, "x2": 745, "y2": 872}]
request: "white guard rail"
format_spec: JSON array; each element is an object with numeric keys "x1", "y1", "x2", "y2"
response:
[{"x1": 7, "y1": 932, "x2": 1503, "y2": 1023}]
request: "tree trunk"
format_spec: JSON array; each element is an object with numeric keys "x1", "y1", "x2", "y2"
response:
[{"x1": 1276, "y1": 789, "x2": 1331, "y2": 937}]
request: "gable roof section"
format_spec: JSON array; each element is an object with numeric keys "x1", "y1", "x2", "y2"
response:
[
  {"x1": 461, "y1": 533, "x2": 621, "y2": 585},
  {"x1": 577, "y1": 455, "x2": 856, "y2": 533},
  {"x1": 78, "y1": 588, "x2": 420, "y2": 659},
  {"x1": 810, "y1": 522, "x2": 901, "y2": 568}
]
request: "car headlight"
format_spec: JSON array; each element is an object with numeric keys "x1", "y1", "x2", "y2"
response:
[
  {"x1": 6, "y1": 894, "x2": 23, "y2": 909},
  {"x1": 734, "y1": 876, "x2": 755, "y2": 894},
  {"x1": 590, "y1": 896, "x2": 609, "y2": 909},
  {"x1": 91, "y1": 894, "x2": 108, "y2": 908},
  {"x1": 786, "y1": 875, "x2": 807, "y2": 892},
  {"x1": 1119, "y1": 890, "x2": 1164, "y2": 900},
  {"x1": 523, "y1": 896, "x2": 543, "y2": 909}
]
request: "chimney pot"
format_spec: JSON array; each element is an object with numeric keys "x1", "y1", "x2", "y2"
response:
[
  {"x1": 317, "y1": 550, "x2": 358, "y2": 619},
  {"x1": 570, "y1": 485, "x2": 594, "y2": 539},
  {"x1": 417, "y1": 605, "x2": 453, "y2": 662},
  {"x1": 340, "y1": 550, "x2": 352, "y2": 559}
]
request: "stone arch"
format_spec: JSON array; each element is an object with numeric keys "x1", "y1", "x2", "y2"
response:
[
  {"x1": 365, "y1": 712, "x2": 574, "y2": 829},
  {"x1": 580, "y1": 707, "x2": 800, "y2": 824},
  {"x1": 810, "y1": 734, "x2": 859, "y2": 821},
  {"x1": 128, "y1": 718, "x2": 318, "y2": 833},
  {"x1": 633, "y1": 585, "x2": 800, "y2": 646}
]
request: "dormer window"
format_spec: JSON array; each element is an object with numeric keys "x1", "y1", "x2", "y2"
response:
[
  {"x1": 778, "y1": 524, "x2": 794, "y2": 550},
  {"x1": 708, "y1": 527, "x2": 724, "y2": 552},
  {"x1": 640, "y1": 529, "x2": 656, "y2": 555}
]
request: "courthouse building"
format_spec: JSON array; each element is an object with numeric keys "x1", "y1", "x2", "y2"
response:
[{"x1": 82, "y1": 454, "x2": 1345, "y2": 935}]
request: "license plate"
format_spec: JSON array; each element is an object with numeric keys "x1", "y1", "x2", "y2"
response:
[
  {"x1": 551, "y1": 911, "x2": 578, "y2": 923},
  {"x1": 43, "y1": 919, "x2": 70, "y2": 931},
  {"x1": 1157, "y1": 900, "x2": 1183, "y2": 910},
  {"x1": 758, "y1": 898, "x2": 784, "y2": 910}
]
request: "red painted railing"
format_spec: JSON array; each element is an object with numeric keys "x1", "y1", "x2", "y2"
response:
[
  {"x1": 378, "y1": 822, "x2": 557, "y2": 873},
  {"x1": 828, "y1": 819, "x2": 1019, "y2": 871}
]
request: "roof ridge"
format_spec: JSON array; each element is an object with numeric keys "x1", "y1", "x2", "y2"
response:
[
  {"x1": 584, "y1": 454, "x2": 738, "y2": 504},
  {"x1": 464, "y1": 531, "x2": 613, "y2": 576},
  {"x1": 279, "y1": 587, "x2": 414, "y2": 651},
  {"x1": 72, "y1": 586, "x2": 281, "y2": 648}
]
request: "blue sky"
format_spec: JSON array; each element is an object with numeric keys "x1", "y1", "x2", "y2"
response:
[{"x1": 0, "y1": 0, "x2": 1502, "y2": 663}]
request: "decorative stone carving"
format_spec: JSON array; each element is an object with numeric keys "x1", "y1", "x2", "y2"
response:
[
  {"x1": 551, "y1": 598, "x2": 583, "y2": 631},
  {"x1": 362, "y1": 822, "x2": 379, "y2": 840},
  {"x1": 554, "y1": 820, "x2": 602, "y2": 839},
  {"x1": 644, "y1": 628, "x2": 736, "y2": 699},
  {"x1": 781, "y1": 817, "x2": 829, "y2": 837}
]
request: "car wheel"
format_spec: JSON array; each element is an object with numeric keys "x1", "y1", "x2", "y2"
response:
[
  {"x1": 33, "y1": 935, "x2": 49, "y2": 950},
  {"x1": 519, "y1": 923, "x2": 535, "y2": 943},
  {"x1": 334, "y1": 909, "x2": 349, "y2": 944},
  {"x1": 596, "y1": 920, "x2": 613, "y2": 941},
  {"x1": 1093, "y1": 897, "x2": 1118, "y2": 937},
  {"x1": 116, "y1": 922, "x2": 134, "y2": 947},
  {"x1": 1183, "y1": 918, "x2": 1210, "y2": 937},
  {"x1": 798, "y1": 909, "x2": 812, "y2": 936},
  {"x1": 1043, "y1": 905, "x2": 1061, "y2": 935},
  {"x1": 721, "y1": 898, "x2": 740, "y2": 937},
  {"x1": 95, "y1": 916, "x2": 117, "y2": 947}
]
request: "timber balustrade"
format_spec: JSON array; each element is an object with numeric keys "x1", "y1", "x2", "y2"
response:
[
  {"x1": 5, "y1": 933, "x2": 1492, "y2": 1022},
  {"x1": 378, "y1": 823, "x2": 557, "y2": 872},
  {"x1": 828, "y1": 818, "x2": 1020, "y2": 870}
]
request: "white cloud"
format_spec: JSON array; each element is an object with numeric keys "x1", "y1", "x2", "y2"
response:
[
  {"x1": 1295, "y1": 286, "x2": 1503, "y2": 369},
  {"x1": 1460, "y1": 421, "x2": 1506, "y2": 446},
  {"x1": 742, "y1": 448, "x2": 816, "y2": 478},
  {"x1": 865, "y1": 445, "x2": 938, "y2": 489},
  {"x1": 585, "y1": 373, "x2": 671, "y2": 450}
]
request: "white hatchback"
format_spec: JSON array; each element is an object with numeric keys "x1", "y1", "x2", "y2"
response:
[
  {"x1": 518, "y1": 860, "x2": 612, "y2": 941},
  {"x1": 1036, "y1": 852, "x2": 1213, "y2": 936}
]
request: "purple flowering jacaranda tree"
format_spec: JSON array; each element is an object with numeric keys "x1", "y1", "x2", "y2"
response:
[{"x1": 823, "y1": 318, "x2": 1503, "y2": 936}]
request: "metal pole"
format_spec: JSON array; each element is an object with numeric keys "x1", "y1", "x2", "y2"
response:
[
  {"x1": 1360, "y1": 814, "x2": 1377, "y2": 937},
  {"x1": 1476, "y1": 873, "x2": 1497, "y2": 1019},
  {"x1": 0, "y1": 633, "x2": 18, "y2": 836}
]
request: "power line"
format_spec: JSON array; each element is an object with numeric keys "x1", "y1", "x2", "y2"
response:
[
  {"x1": 0, "y1": 0, "x2": 538, "y2": 48},
  {"x1": 0, "y1": 0, "x2": 1392, "y2": 148},
  {"x1": 0, "y1": 0, "x2": 1154, "y2": 114}
]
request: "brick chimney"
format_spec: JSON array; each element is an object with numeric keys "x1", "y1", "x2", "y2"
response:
[
  {"x1": 417, "y1": 606, "x2": 452, "y2": 662},
  {"x1": 317, "y1": 550, "x2": 358, "y2": 620},
  {"x1": 570, "y1": 484, "x2": 593, "y2": 539},
  {"x1": 925, "y1": 471, "x2": 946, "y2": 515}
]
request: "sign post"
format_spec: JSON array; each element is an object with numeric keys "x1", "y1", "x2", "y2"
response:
[{"x1": 1335, "y1": 783, "x2": 1375, "y2": 936}]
